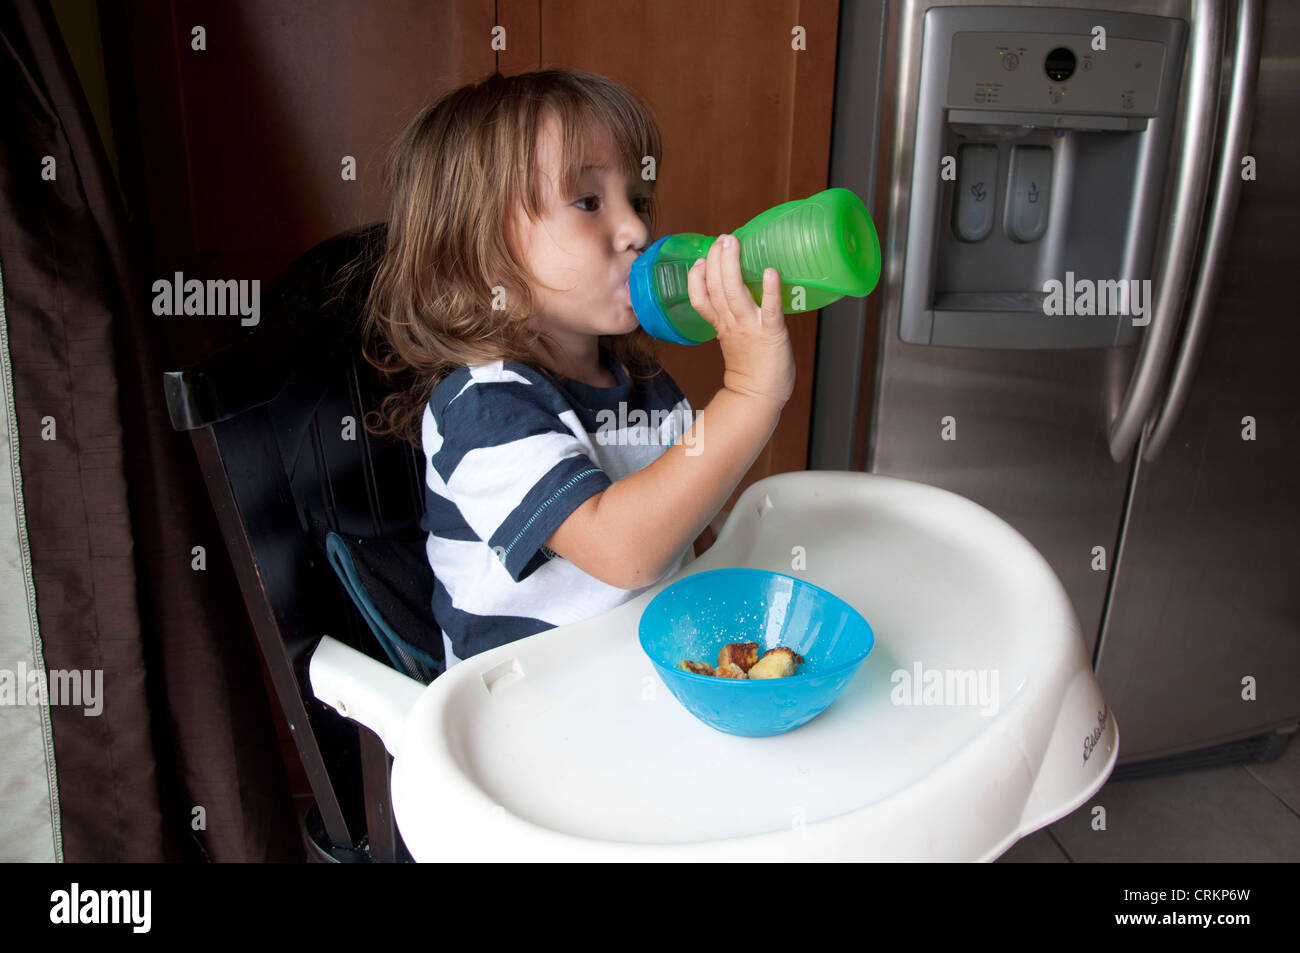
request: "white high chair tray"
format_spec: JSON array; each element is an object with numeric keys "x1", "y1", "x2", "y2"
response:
[{"x1": 312, "y1": 471, "x2": 1118, "y2": 861}]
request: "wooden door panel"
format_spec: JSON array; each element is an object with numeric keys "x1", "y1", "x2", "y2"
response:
[{"x1": 118, "y1": 0, "x2": 838, "y2": 498}]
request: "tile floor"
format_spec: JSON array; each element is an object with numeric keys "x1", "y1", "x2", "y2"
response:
[{"x1": 997, "y1": 729, "x2": 1300, "y2": 862}]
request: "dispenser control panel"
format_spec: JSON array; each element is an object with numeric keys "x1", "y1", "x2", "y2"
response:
[{"x1": 947, "y1": 32, "x2": 1167, "y2": 116}]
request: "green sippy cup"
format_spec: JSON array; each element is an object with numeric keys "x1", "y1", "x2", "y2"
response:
[{"x1": 628, "y1": 187, "x2": 881, "y2": 345}]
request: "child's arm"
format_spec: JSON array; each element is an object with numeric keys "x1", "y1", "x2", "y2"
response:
[
  {"x1": 550, "y1": 388, "x2": 782, "y2": 588},
  {"x1": 547, "y1": 233, "x2": 795, "y2": 589}
]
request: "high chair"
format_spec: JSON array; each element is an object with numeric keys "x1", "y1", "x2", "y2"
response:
[
  {"x1": 310, "y1": 469, "x2": 1119, "y2": 860},
  {"x1": 164, "y1": 222, "x2": 439, "y2": 862}
]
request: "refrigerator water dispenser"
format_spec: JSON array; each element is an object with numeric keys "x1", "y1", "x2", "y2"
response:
[{"x1": 901, "y1": 7, "x2": 1187, "y2": 348}]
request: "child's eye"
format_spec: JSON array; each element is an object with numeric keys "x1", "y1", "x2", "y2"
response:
[{"x1": 574, "y1": 195, "x2": 653, "y2": 214}]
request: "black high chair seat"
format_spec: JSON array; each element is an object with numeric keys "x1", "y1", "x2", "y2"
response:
[{"x1": 163, "y1": 222, "x2": 440, "y2": 862}]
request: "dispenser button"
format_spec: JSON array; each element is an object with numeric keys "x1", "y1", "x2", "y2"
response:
[
  {"x1": 953, "y1": 144, "x2": 998, "y2": 242},
  {"x1": 1006, "y1": 146, "x2": 1052, "y2": 243}
]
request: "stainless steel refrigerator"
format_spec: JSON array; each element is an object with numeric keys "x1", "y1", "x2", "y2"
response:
[{"x1": 814, "y1": 0, "x2": 1298, "y2": 773}]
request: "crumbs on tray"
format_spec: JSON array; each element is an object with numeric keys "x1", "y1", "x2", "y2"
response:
[{"x1": 677, "y1": 641, "x2": 805, "y2": 679}]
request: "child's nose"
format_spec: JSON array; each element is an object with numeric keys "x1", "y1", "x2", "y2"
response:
[{"x1": 620, "y1": 202, "x2": 650, "y2": 244}]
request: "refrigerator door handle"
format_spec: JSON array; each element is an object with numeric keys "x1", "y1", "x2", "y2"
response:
[
  {"x1": 1144, "y1": 0, "x2": 1263, "y2": 462},
  {"x1": 1108, "y1": 0, "x2": 1226, "y2": 463}
]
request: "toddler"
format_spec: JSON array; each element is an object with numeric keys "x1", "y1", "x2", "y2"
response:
[{"x1": 358, "y1": 69, "x2": 794, "y2": 669}]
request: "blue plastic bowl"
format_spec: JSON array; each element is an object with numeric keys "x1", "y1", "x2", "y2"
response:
[{"x1": 639, "y1": 569, "x2": 874, "y2": 737}]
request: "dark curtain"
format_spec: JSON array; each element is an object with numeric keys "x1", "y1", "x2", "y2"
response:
[{"x1": 0, "y1": 0, "x2": 300, "y2": 861}]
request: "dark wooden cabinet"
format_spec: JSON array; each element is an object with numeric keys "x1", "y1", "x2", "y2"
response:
[{"x1": 113, "y1": 0, "x2": 839, "y2": 490}]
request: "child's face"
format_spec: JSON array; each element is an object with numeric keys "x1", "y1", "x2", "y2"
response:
[{"x1": 513, "y1": 116, "x2": 653, "y2": 349}]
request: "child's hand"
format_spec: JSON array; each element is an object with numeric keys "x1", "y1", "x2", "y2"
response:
[{"x1": 688, "y1": 234, "x2": 795, "y2": 407}]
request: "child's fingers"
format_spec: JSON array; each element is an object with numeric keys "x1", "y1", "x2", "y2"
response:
[
  {"x1": 704, "y1": 235, "x2": 733, "y2": 328},
  {"x1": 760, "y1": 267, "x2": 784, "y2": 326},
  {"x1": 718, "y1": 234, "x2": 754, "y2": 321},
  {"x1": 687, "y1": 257, "x2": 717, "y2": 328}
]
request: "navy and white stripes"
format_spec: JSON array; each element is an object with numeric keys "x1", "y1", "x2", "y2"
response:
[{"x1": 421, "y1": 347, "x2": 695, "y2": 667}]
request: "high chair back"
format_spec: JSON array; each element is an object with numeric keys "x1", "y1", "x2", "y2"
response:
[{"x1": 163, "y1": 222, "x2": 441, "y2": 862}]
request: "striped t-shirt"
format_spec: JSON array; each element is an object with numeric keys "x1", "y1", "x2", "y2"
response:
[{"x1": 420, "y1": 345, "x2": 697, "y2": 669}]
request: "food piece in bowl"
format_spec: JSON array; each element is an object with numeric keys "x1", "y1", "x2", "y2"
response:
[
  {"x1": 747, "y1": 647, "x2": 805, "y2": 679},
  {"x1": 716, "y1": 641, "x2": 760, "y2": 673},
  {"x1": 674, "y1": 645, "x2": 803, "y2": 680},
  {"x1": 714, "y1": 662, "x2": 749, "y2": 679}
]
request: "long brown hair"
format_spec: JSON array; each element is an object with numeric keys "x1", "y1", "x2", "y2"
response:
[{"x1": 336, "y1": 69, "x2": 667, "y2": 450}]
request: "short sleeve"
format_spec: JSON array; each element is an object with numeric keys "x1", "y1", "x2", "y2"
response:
[{"x1": 428, "y1": 373, "x2": 611, "y2": 582}]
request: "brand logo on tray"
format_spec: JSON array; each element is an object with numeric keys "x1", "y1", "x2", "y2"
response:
[{"x1": 1082, "y1": 705, "x2": 1109, "y2": 766}]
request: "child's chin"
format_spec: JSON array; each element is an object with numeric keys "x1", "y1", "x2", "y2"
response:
[
  {"x1": 602, "y1": 312, "x2": 642, "y2": 336},
  {"x1": 616, "y1": 308, "x2": 642, "y2": 335}
]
